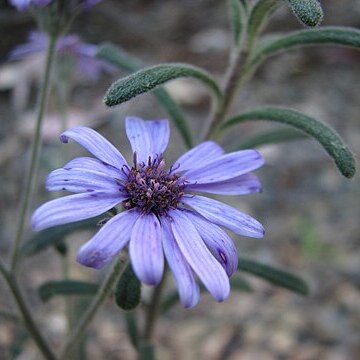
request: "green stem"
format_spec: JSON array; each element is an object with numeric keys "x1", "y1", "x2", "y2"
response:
[
  {"x1": 143, "y1": 276, "x2": 166, "y2": 343},
  {"x1": 10, "y1": 32, "x2": 58, "y2": 272},
  {"x1": 61, "y1": 258, "x2": 128, "y2": 359},
  {"x1": 203, "y1": 48, "x2": 250, "y2": 141},
  {"x1": 0, "y1": 259, "x2": 57, "y2": 360}
]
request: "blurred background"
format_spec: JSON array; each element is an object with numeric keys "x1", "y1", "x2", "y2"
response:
[{"x1": 0, "y1": 0, "x2": 359, "y2": 359}]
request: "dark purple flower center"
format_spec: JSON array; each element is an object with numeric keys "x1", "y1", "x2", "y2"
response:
[{"x1": 122, "y1": 154, "x2": 185, "y2": 216}]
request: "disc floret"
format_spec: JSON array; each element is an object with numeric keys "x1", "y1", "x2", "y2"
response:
[{"x1": 122, "y1": 153, "x2": 185, "y2": 216}]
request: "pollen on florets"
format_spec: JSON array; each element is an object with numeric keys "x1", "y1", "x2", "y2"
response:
[{"x1": 121, "y1": 153, "x2": 185, "y2": 216}]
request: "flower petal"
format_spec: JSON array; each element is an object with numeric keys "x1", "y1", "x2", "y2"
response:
[
  {"x1": 161, "y1": 219, "x2": 200, "y2": 308},
  {"x1": 129, "y1": 213, "x2": 164, "y2": 285},
  {"x1": 76, "y1": 209, "x2": 139, "y2": 269},
  {"x1": 173, "y1": 141, "x2": 224, "y2": 173},
  {"x1": 169, "y1": 210, "x2": 230, "y2": 302},
  {"x1": 64, "y1": 157, "x2": 126, "y2": 180},
  {"x1": 46, "y1": 168, "x2": 124, "y2": 193},
  {"x1": 183, "y1": 195, "x2": 265, "y2": 238},
  {"x1": 185, "y1": 173, "x2": 262, "y2": 195},
  {"x1": 185, "y1": 211, "x2": 238, "y2": 276},
  {"x1": 145, "y1": 119, "x2": 170, "y2": 156},
  {"x1": 31, "y1": 192, "x2": 125, "y2": 231},
  {"x1": 125, "y1": 117, "x2": 152, "y2": 164},
  {"x1": 184, "y1": 150, "x2": 264, "y2": 184},
  {"x1": 60, "y1": 127, "x2": 127, "y2": 169}
]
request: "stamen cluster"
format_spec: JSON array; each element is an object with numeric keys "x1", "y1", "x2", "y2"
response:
[{"x1": 122, "y1": 154, "x2": 185, "y2": 216}]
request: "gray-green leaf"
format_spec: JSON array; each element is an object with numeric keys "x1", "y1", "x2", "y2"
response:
[
  {"x1": 251, "y1": 26, "x2": 360, "y2": 68},
  {"x1": 247, "y1": 0, "x2": 281, "y2": 48},
  {"x1": 232, "y1": 127, "x2": 306, "y2": 150},
  {"x1": 38, "y1": 280, "x2": 98, "y2": 302},
  {"x1": 97, "y1": 44, "x2": 193, "y2": 148},
  {"x1": 238, "y1": 257, "x2": 309, "y2": 295},
  {"x1": 21, "y1": 217, "x2": 100, "y2": 257},
  {"x1": 223, "y1": 107, "x2": 356, "y2": 178},
  {"x1": 104, "y1": 63, "x2": 223, "y2": 107},
  {"x1": 228, "y1": 0, "x2": 246, "y2": 46}
]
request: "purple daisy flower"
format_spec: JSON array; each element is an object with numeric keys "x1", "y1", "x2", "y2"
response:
[
  {"x1": 10, "y1": 32, "x2": 116, "y2": 81},
  {"x1": 31, "y1": 117, "x2": 265, "y2": 307}
]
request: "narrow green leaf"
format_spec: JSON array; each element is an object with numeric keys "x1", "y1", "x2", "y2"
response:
[
  {"x1": 38, "y1": 280, "x2": 99, "y2": 302},
  {"x1": 286, "y1": 0, "x2": 323, "y2": 27},
  {"x1": 152, "y1": 88, "x2": 193, "y2": 148},
  {"x1": 223, "y1": 107, "x2": 356, "y2": 178},
  {"x1": 228, "y1": 0, "x2": 246, "y2": 46},
  {"x1": 232, "y1": 127, "x2": 306, "y2": 150},
  {"x1": 97, "y1": 43, "x2": 193, "y2": 148},
  {"x1": 10, "y1": 330, "x2": 28, "y2": 359},
  {"x1": 230, "y1": 275, "x2": 254, "y2": 292},
  {"x1": 247, "y1": 0, "x2": 281, "y2": 48},
  {"x1": 114, "y1": 264, "x2": 141, "y2": 311},
  {"x1": 124, "y1": 312, "x2": 139, "y2": 350},
  {"x1": 238, "y1": 257, "x2": 309, "y2": 295},
  {"x1": 96, "y1": 42, "x2": 140, "y2": 72},
  {"x1": 104, "y1": 63, "x2": 223, "y2": 107},
  {"x1": 251, "y1": 26, "x2": 360, "y2": 67},
  {"x1": 20, "y1": 217, "x2": 101, "y2": 257},
  {"x1": 0, "y1": 309, "x2": 21, "y2": 323}
]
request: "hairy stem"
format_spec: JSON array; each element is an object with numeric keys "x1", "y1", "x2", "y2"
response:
[
  {"x1": 61, "y1": 258, "x2": 128, "y2": 359},
  {"x1": 10, "y1": 32, "x2": 58, "y2": 272},
  {"x1": 203, "y1": 48, "x2": 250, "y2": 141},
  {"x1": 0, "y1": 259, "x2": 57, "y2": 360}
]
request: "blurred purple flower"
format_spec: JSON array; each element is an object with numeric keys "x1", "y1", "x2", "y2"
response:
[
  {"x1": 10, "y1": 0, "x2": 51, "y2": 11},
  {"x1": 10, "y1": 32, "x2": 115, "y2": 81},
  {"x1": 10, "y1": 0, "x2": 101, "y2": 11},
  {"x1": 32, "y1": 118, "x2": 265, "y2": 307}
]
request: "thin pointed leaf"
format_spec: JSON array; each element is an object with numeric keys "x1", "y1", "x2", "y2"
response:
[
  {"x1": 251, "y1": 26, "x2": 360, "y2": 68},
  {"x1": 286, "y1": 0, "x2": 323, "y2": 27},
  {"x1": 0, "y1": 309, "x2": 21, "y2": 323},
  {"x1": 238, "y1": 257, "x2": 309, "y2": 295},
  {"x1": 232, "y1": 127, "x2": 307, "y2": 150},
  {"x1": 230, "y1": 275, "x2": 253, "y2": 292},
  {"x1": 21, "y1": 217, "x2": 101, "y2": 257},
  {"x1": 38, "y1": 280, "x2": 99, "y2": 302},
  {"x1": 228, "y1": 0, "x2": 246, "y2": 46},
  {"x1": 152, "y1": 88, "x2": 193, "y2": 148},
  {"x1": 223, "y1": 107, "x2": 356, "y2": 178},
  {"x1": 114, "y1": 264, "x2": 141, "y2": 311},
  {"x1": 96, "y1": 42, "x2": 140, "y2": 72},
  {"x1": 104, "y1": 63, "x2": 223, "y2": 107},
  {"x1": 97, "y1": 43, "x2": 193, "y2": 148},
  {"x1": 247, "y1": 0, "x2": 281, "y2": 48}
]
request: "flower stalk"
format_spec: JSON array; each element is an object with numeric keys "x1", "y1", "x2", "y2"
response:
[
  {"x1": 10, "y1": 31, "x2": 58, "y2": 272},
  {"x1": 61, "y1": 257, "x2": 128, "y2": 359},
  {"x1": 0, "y1": 258, "x2": 57, "y2": 360}
]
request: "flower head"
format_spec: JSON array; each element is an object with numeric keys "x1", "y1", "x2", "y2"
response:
[
  {"x1": 10, "y1": 32, "x2": 115, "y2": 81},
  {"x1": 32, "y1": 117, "x2": 265, "y2": 307}
]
